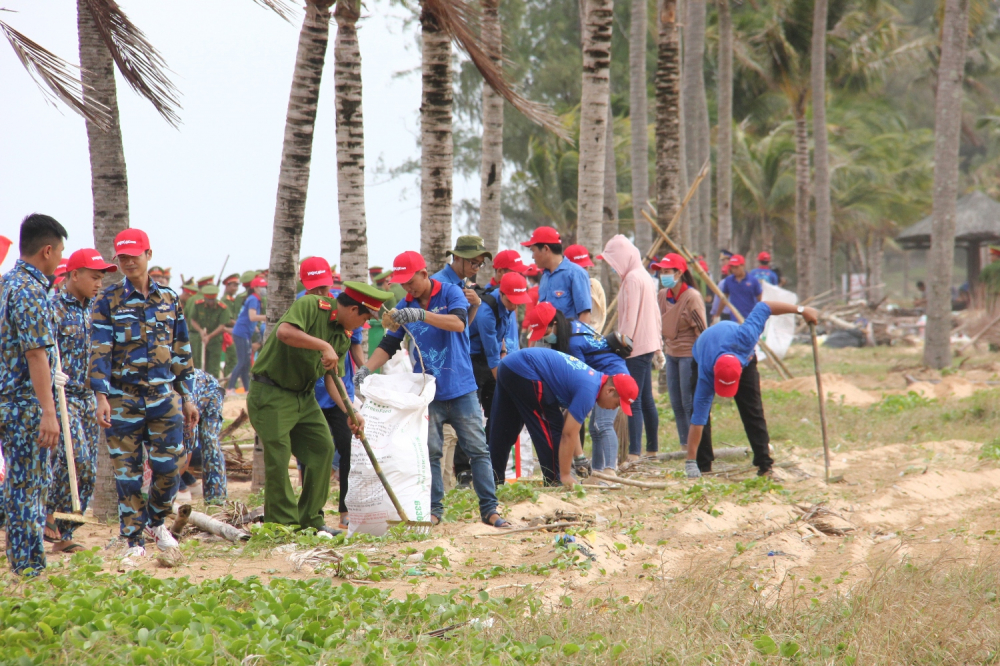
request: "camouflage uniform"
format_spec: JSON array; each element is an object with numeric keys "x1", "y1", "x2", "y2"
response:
[
  {"x1": 47, "y1": 286, "x2": 99, "y2": 541},
  {"x1": 0, "y1": 260, "x2": 57, "y2": 575},
  {"x1": 90, "y1": 277, "x2": 194, "y2": 547},
  {"x1": 184, "y1": 369, "x2": 227, "y2": 503}
]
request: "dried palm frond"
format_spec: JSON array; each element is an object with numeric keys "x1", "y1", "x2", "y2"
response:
[
  {"x1": 793, "y1": 503, "x2": 855, "y2": 537},
  {"x1": 82, "y1": 0, "x2": 181, "y2": 126},
  {"x1": 289, "y1": 546, "x2": 343, "y2": 572},
  {"x1": 0, "y1": 19, "x2": 112, "y2": 129},
  {"x1": 422, "y1": 0, "x2": 569, "y2": 141},
  {"x1": 251, "y1": 0, "x2": 299, "y2": 23}
]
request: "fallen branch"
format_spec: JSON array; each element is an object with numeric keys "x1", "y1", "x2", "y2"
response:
[
  {"x1": 170, "y1": 504, "x2": 192, "y2": 538},
  {"x1": 956, "y1": 310, "x2": 1000, "y2": 354},
  {"x1": 592, "y1": 472, "x2": 669, "y2": 489},
  {"x1": 219, "y1": 409, "x2": 249, "y2": 441},
  {"x1": 473, "y1": 521, "x2": 583, "y2": 538},
  {"x1": 188, "y1": 510, "x2": 250, "y2": 542},
  {"x1": 656, "y1": 446, "x2": 749, "y2": 461}
]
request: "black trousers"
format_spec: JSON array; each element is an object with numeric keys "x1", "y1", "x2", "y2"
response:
[
  {"x1": 321, "y1": 406, "x2": 352, "y2": 515},
  {"x1": 489, "y1": 364, "x2": 564, "y2": 485},
  {"x1": 454, "y1": 353, "x2": 497, "y2": 477},
  {"x1": 689, "y1": 360, "x2": 715, "y2": 472},
  {"x1": 731, "y1": 356, "x2": 772, "y2": 471}
]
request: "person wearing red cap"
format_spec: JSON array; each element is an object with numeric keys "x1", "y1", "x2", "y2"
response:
[
  {"x1": 229, "y1": 277, "x2": 269, "y2": 393},
  {"x1": 712, "y1": 254, "x2": 762, "y2": 323},
  {"x1": 687, "y1": 301, "x2": 818, "y2": 479},
  {"x1": 522, "y1": 227, "x2": 593, "y2": 324},
  {"x1": 0, "y1": 214, "x2": 67, "y2": 575},
  {"x1": 90, "y1": 228, "x2": 200, "y2": 559},
  {"x1": 749, "y1": 252, "x2": 779, "y2": 286},
  {"x1": 489, "y1": 348, "x2": 638, "y2": 487},
  {"x1": 489, "y1": 249, "x2": 528, "y2": 287},
  {"x1": 45, "y1": 249, "x2": 118, "y2": 553},
  {"x1": 52, "y1": 259, "x2": 69, "y2": 289},
  {"x1": 564, "y1": 244, "x2": 607, "y2": 332},
  {"x1": 355, "y1": 251, "x2": 511, "y2": 529}
]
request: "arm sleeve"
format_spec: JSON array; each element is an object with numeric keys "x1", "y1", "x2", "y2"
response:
[
  {"x1": 710, "y1": 294, "x2": 721, "y2": 317},
  {"x1": 172, "y1": 299, "x2": 194, "y2": 397},
  {"x1": 731, "y1": 302, "x2": 772, "y2": 355},
  {"x1": 572, "y1": 269, "x2": 592, "y2": 314},
  {"x1": 753, "y1": 277, "x2": 763, "y2": 298},
  {"x1": 448, "y1": 308, "x2": 468, "y2": 328},
  {"x1": 690, "y1": 372, "x2": 716, "y2": 426},
  {"x1": 378, "y1": 334, "x2": 404, "y2": 357},
  {"x1": 568, "y1": 382, "x2": 599, "y2": 424},
  {"x1": 89, "y1": 292, "x2": 113, "y2": 395},
  {"x1": 688, "y1": 292, "x2": 709, "y2": 334},
  {"x1": 10, "y1": 292, "x2": 55, "y2": 353},
  {"x1": 478, "y1": 307, "x2": 502, "y2": 368},
  {"x1": 278, "y1": 296, "x2": 313, "y2": 331},
  {"x1": 616, "y1": 277, "x2": 638, "y2": 340}
]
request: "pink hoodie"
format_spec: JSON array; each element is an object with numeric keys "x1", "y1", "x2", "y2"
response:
[{"x1": 602, "y1": 235, "x2": 661, "y2": 357}]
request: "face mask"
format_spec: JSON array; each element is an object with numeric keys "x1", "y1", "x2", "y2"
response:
[
  {"x1": 543, "y1": 332, "x2": 558, "y2": 344},
  {"x1": 257, "y1": 288, "x2": 268, "y2": 299},
  {"x1": 660, "y1": 274, "x2": 677, "y2": 289}
]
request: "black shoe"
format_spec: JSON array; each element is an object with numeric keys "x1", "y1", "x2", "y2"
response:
[
  {"x1": 456, "y1": 470, "x2": 473, "y2": 488},
  {"x1": 573, "y1": 455, "x2": 592, "y2": 478},
  {"x1": 316, "y1": 525, "x2": 343, "y2": 537}
]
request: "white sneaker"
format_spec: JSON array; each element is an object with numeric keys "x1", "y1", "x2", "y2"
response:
[
  {"x1": 144, "y1": 523, "x2": 179, "y2": 551},
  {"x1": 123, "y1": 545, "x2": 146, "y2": 559}
]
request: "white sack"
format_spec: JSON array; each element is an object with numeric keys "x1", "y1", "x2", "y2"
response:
[{"x1": 756, "y1": 281, "x2": 798, "y2": 361}]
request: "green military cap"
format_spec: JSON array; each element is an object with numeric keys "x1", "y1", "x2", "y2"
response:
[
  {"x1": 201, "y1": 284, "x2": 220, "y2": 296},
  {"x1": 149, "y1": 266, "x2": 164, "y2": 277},
  {"x1": 223, "y1": 273, "x2": 240, "y2": 285},
  {"x1": 374, "y1": 269, "x2": 393, "y2": 282},
  {"x1": 341, "y1": 281, "x2": 393, "y2": 314},
  {"x1": 239, "y1": 270, "x2": 259, "y2": 285},
  {"x1": 181, "y1": 279, "x2": 198, "y2": 294},
  {"x1": 447, "y1": 235, "x2": 492, "y2": 260},
  {"x1": 197, "y1": 275, "x2": 215, "y2": 287}
]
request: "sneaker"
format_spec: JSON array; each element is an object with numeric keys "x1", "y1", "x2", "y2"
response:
[
  {"x1": 455, "y1": 470, "x2": 473, "y2": 488},
  {"x1": 123, "y1": 545, "x2": 146, "y2": 559},
  {"x1": 144, "y1": 523, "x2": 179, "y2": 551}
]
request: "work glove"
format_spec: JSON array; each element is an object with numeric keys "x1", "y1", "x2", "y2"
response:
[
  {"x1": 573, "y1": 455, "x2": 592, "y2": 478},
  {"x1": 389, "y1": 308, "x2": 426, "y2": 326},
  {"x1": 53, "y1": 369, "x2": 69, "y2": 389},
  {"x1": 685, "y1": 460, "x2": 702, "y2": 479},
  {"x1": 355, "y1": 365, "x2": 373, "y2": 391},
  {"x1": 653, "y1": 349, "x2": 666, "y2": 370}
]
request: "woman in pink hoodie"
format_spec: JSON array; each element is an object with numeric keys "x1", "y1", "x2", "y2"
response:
[{"x1": 602, "y1": 235, "x2": 663, "y2": 459}]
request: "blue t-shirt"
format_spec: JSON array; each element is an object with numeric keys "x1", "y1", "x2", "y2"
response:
[
  {"x1": 431, "y1": 263, "x2": 464, "y2": 287},
  {"x1": 488, "y1": 286, "x2": 520, "y2": 355},
  {"x1": 469, "y1": 296, "x2": 510, "y2": 369},
  {"x1": 232, "y1": 294, "x2": 260, "y2": 339},
  {"x1": 714, "y1": 274, "x2": 762, "y2": 319},
  {"x1": 567, "y1": 321, "x2": 629, "y2": 376},
  {"x1": 500, "y1": 348, "x2": 603, "y2": 423},
  {"x1": 691, "y1": 302, "x2": 772, "y2": 426},
  {"x1": 749, "y1": 267, "x2": 778, "y2": 286},
  {"x1": 538, "y1": 257, "x2": 592, "y2": 320},
  {"x1": 386, "y1": 280, "x2": 477, "y2": 402},
  {"x1": 315, "y1": 328, "x2": 363, "y2": 408}
]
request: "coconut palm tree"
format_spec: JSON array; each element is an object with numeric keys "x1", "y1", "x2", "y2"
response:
[
  {"x1": 682, "y1": 0, "x2": 705, "y2": 251},
  {"x1": 478, "y1": 0, "x2": 503, "y2": 284},
  {"x1": 731, "y1": 122, "x2": 795, "y2": 254},
  {"x1": 602, "y1": 98, "x2": 619, "y2": 296},
  {"x1": 811, "y1": 0, "x2": 832, "y2": 296},
  {"x1": 655, "y1": 0, "x2": 682, "y2": 239},
  {"x1": 716, "y1": 0, "x2": 733, "y2": 255},
  {"x1": 629, "y1": 0, "x2": 651, "y2": 255}
]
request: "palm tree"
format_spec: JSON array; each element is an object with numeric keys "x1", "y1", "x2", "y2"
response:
[
  {"x1": 629, "y1": 0, "x2": 651, "y2": 255},
  {"x1": 602, "y1": 98, "x2": 619, "y2": 296},
  {"x1": 716, "y1": 0, "x2": 733, "y2": 255},
  {"x1": 334, "y1": 0, "x2": 369, "y2": 283},
  {"x1": 683, "y1": 0, "x2": 710, "y2": 254},
  {"x1": 924, "y1": 0, "x2": 970, "y2": 369},
  {"x1": 811, "y1": 0, "x2": 832, "y2": 296},
  {"x1": 478, "y1": 0, "x2": 503, "y2": 284},
  {"x1": 731, "y1": 122, "x2": 796, "y2": 253},
  {"x1": 655, "y1": 0, "x2": 682, "y2": 240}
]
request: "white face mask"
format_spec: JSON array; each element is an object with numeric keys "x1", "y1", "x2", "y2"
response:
[{"x1": 257, "y1": 288, "x2": 268, "y2": 299}]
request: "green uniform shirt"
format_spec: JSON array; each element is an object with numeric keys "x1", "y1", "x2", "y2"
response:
[
  {"x1": 252, "y1": 295, "x2": 350, "y2": 392},
  {"x1": 191, "y1": 298, "x2": 231, "y2": 339}
]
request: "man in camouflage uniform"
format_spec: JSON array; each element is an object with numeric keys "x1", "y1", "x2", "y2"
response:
[
  {"x1": 90, "y1": 229, "x2": 199, "y2": 558},
  {"x1": 0, "y1": 214, "x2": 67, "y2": 575},
  {"x1": 182, "y1": 369, "x2": 227, "y2": 504},
  {"x1": 45, "y1": 248, "x2": 118, "y2": 554},
  {"x1": 189, "y1": 284, "x2": 229, "y2": 378}
]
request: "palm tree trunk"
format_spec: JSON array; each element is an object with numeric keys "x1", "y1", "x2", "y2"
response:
[
  {"x1": 715, "y1": 0, "x2": 733, "y2": 255},
  {"x1": 811, "y1": 0, "x2": 832, "y2": 296},
  {"x1": 697, "y1": 77, "x2": 711, "y2": 254},
  {"x1": 577, "y1": 0, "x2": 613, "y2": 268},
  {"x1": 630, "y1": 0, "x2": 651, "y2": 255},
  {"x1": 655, "y1": 0, "x2": 681, "y2": 243},
  {"x1": 869, "y1": 235, "x2": 884, "y2": 303},
  {"x1": 334, "y1": 0, "x2": 369, "y2": 283},
  {"x1": 924, "y1": 0, "x2": 970, "y2": 369},
  {"x1": 78, "y1": 0, "x2": 128, "y2": 522},
  {"x1": 268, "y1": 0, "x2": 334, "y2": 328},
  {"x1": 681, "y1": 0, "x2": 704, "y2": 253},
  {"x1": 602, "y1": 98, "x2": 620, "y2": 297},
  {"x1": 478, "y1": 0, "x2": 503, "y2": 285},
  {"x1": 421, "y1": 6, "x2": 454, "y2": 271},
  {"x1": 793, "y1": 93, "x2": 812, "y2": 299}
]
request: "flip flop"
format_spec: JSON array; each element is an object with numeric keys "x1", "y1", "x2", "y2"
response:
[
  {"x1": 53, "y1": 541, "x2": 84, "y2": 554},
  {"x1": 44, "y1": 520, "x2": 61, "y2": 544},
  {"x1": 430, "y1": 515, "x2": 441, "y2": 526},
  {"x1": 484, "y1": 514, "x2": 512, "y2": 529}
]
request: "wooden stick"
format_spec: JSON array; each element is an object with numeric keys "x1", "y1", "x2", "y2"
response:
[
  {"x1": 473, "y1": 521, "x2": 584, "y2": 538},
  {"x1": 957, "y1": 309, "x2": 1000, "y2": 353},
  {"x1": 592, "y1": 471, "x2": 669, "y2": 489},
  {"x1": 809, "y1": 324, "x2": 832, "y2": 483},
  {"x1": 171, "y1": 504, "x2": 192, "y2": 538},
  {"x1": 656, "y1": 446, "x2": 749, "y2": 461}
]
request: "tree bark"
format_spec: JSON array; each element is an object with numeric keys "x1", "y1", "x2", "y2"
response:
[
  {"x1": 869, "y1": 235, "x2": 884, "y2": 303},
  {"x1": 681, "y1": 0, "x2": 702, "y2": 251},
  {"x1": 655, "y1": 0, "x2": 681, "y2": 246},
  {"x1": 715, "y1": 0, "x2": 733, "y2": 255},
  {"x1": 630, "y1": 0, "x2": 651, "y2": 255},
  {"x1": 811, "y1": 0, "x2": 832, "y2": 296},
  {"x1": 334, "y1": 0, "x2": 369, "y2": 283},
  {"x1": 924, "y1": 0, "x2": 969, "y2": 369},
  {"x1": 602, "y1": 97, "x2": 620, "y2": 298},
  {"x1": 478, "y1": 0, "x2": 503, "y2": 285},
  {"x1": 268, "y1": 0, "x2": 334, "y2": 329},
  {"x1": 420, "y1": 6, "x2": 454, "y2": 272},
  {"x1": 793, "y1": 94, "x2": 812, "y2": 299},
  {"x1": 577, "y1": 0, "x2": 613, "y2": 272}
]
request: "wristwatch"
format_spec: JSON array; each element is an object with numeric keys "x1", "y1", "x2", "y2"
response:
[{"x1": 796, "y1": 306, "x2": 805, "y2": 315}]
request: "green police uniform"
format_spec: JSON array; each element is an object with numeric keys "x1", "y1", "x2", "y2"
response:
[
  {"x1": 191, "y1": 285, "x2": 230, "y2": 378},
  {"x1": 188, "y1": 276, "x2": 216, "y2": 369},
  {"x1": 246, "y1": 283, "x2": 390, "y2": 530},
  {"x1": 221, "y1": 274, "x2": 242, "y2": 375}
]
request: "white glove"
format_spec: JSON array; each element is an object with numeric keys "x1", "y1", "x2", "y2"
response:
[
  {"x1": 53, "y1": 370, "x2": 69, "y2": 389},
  {"x1": 653, "y1": 349, "x2": 666, "y2": 370},
  {"x1": 685, "y1": 460, "x2": 702, "y2": 479}
]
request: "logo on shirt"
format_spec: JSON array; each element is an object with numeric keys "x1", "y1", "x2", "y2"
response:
[{"x1": 554, "y1": 290, "x2": 566, "y2": 298}]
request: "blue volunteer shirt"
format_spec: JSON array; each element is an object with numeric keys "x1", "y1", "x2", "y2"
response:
[
  {"x1": 488, "y1": 285, "x2": 520, "y2": 355},
  {"x1": 568, "y1": 321, "x2": 629, "y2": 376},
  {"x1": 714, "y1": 273, "x2": 762, "y2": 319},
  {"x1": 315, "y1": 328, "x2": 363, "y2": 408},
  {"x1": 749, "y1": 267, "x2": 778, "y2": 286},
  {"x1": 232, "y1": 294, "x2": 261, "y2": 339},
  {"x1": 501, "y1": 348, "x2": 603, "y2": 423},
  {"x1": 431, "y1": 263, "x2": 464, "y2": 287},
  {"x1": 468, "y1": 296, "x2": 510, "y2": 369},
  {"x1": 538, "y1": 257, "x2": 592, "y2": 320},
  {"x1": 691, "y1": 302, "x2": 772, "y2": 426},
  {"x1": 384, "y1": 280, "x2": 477, "y2": 402}
]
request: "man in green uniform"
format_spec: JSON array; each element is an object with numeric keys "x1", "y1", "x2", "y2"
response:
[
  {"x1": 190, "y1": 285, "x2": 230, "y2": 378},
  {"x1": 247, "y1": 281, "x2": 391, "y2": 534},
  {"x1": 180, "y1": 279, "x2": 198, "y2": 306},
  {"x1": 366, "y1": 268, "x2": 405, "y2": 358},
  {"x1": 186, "y1": 275, "x2": 216, "y2": 370},
  {"x1": 221, "y1": 274, "x2": 241, "y2": 376}
]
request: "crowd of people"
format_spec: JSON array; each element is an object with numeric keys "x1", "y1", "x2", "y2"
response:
[{"x1": 0, "y1": 213, "x2": 818, "y2": 577}]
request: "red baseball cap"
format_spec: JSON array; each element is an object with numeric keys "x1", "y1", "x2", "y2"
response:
[
  {"x1": 299, "y1": 256, "x2": 333, "y2": 290},
  {"x1": 390, "y1": 251, "x2": 426, "y2": 284},
  {"x1": 499, "y1": 273, "x2": 532, "y2": 305},
  {"x1": 524, "y1": 264, "x2": 541, "y2": 277},
  {"x1": 595, "y1": 254, "x2": 604, "y2": 261},
  {"x1": 112, "y1": 229, "x2": 150, "y2": 257},
  {"x1": 607, "y1": 374, "x2": 639, "y2": 416},
  {"x1": 521, "y1": 226, "x2": 561, "y2": 247},
  {"x1": 66, "y1": 248, "x2": 118, "y2": 273},
  {"x1": 564, "y1": 244, "x2": 594, "y2": 268},
  {"x1": 250, "y1": 276, "x2": 268, "y2": 289},
  {"x1": 493, "y1": 249, "x2": 527, "y2": 273},
  {"x1": 729, "y1": 254, "x2": 746, "y2": 267},
  {"x1": 55, "y1": 259, "x2": 69, "y2": 277},
  {"x1": 525, "y1": 301, "x2": 558, "y2": 342},
  {"x1": 653, "y1": 253, "x2": 687, "y2": 273},
  {"x1": 757, "y1": 251, "x2": 771, "y2": 263},
  {"x1": 713, "y1": 354, "x2": 742, "y2": 398},
  {"x1": 0, "y1": 235, "x2": 11, "y2": 266}
]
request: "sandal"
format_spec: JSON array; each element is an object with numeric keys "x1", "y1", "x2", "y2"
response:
[
  {"x1": 53, "y1": 540, "x2": 84, "y2": 554},
  {"x1": 484, "y1": 513, "x2": 512, "y2": 529},
  {"x1": 430, "y1": 515, "x2": 441, "y2": 526},
  {"x1": 44, "y1": 520, "x2": 61, "y2": 544}
]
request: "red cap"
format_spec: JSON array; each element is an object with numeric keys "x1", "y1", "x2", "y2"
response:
[
  {"x1": 595, "y1": 254, "x2": 604, "y2": 261},
  {"x1": 652, "y1": 253, "x2": 687, "y2": 273},
  {"x1": 524, "y1": 264, "x2": 542, "y2": 277},
  {"x1": 493, "y1": 249, "x2": 527, "y2": 273},
  {"x1": 713, "y1": 354, "x2": 743, "y2": 398},
  {"x1": 0, "y1": 235, "x2": 11, "y2": 266},
  {"x1": 521, "y1": 226, "x2": 561, "y2": 247},
  {"x1": 608, "y1": 374, "x2": 639, "y2": 416},
  {"x1": 525, "y1": 301, "x2": 557, "y2": 342},
  {"x1": 112, "y1": 229, "x2": 150, "y2": 257},
  {"x1": 728, "y1": 254, "x2": 746, "y2": 267},
  {"x1": 390, "y1": 251, "x2": 427, "y2": 284},
  {"x1": 564, "y1": 244, "x2": 594, "y2": 268},
  {"x1": 250, "y1": 276, "x2": 268, "y2": 289},
  {"x1": 499, "y1": 273, "x2": 532, "y2": 305},
  {"x1": 66, "y1": 248, "x2": 118, "y2": 273},
  {"x1": 299, "y1": 256, "x2": 333, "y2": 290},
  {"x1": 333, "y1": 272, "x2": 342, "y2": 284},
  {"x1": 757, "y1": 251, "x2": 771, "y2": 263},
  {"x1": 55, "y1": 259, "x2": 69, "y2": 277}
]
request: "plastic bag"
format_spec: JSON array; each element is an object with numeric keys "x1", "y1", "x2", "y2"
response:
[
  {"x1": 504, "y1": 427, "x2": 536, "y2": 480},
  {"x1": 382, "y1": 348, "x2": 413, "y2": 375},
  {"x1": 756, "y1": 281, "x2": 798, "y2": 361},
  {"x1": 346, "y1": 372, "x2": 436, "y2": 537}
]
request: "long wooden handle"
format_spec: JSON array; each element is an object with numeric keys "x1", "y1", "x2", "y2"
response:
[
  {"x1": 53, "y1": 347, "x2": 81, "y2": 514},
  {"x1": 809, "y1": 324, "x2": 831, "y2": 482}
]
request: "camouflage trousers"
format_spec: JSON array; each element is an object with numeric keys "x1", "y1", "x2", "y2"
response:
[
  {"x1": 1, "y1": 401, "x2": 49, "y2": 575},
  {"x1": 183, "y1": 400, "x2": 227, "y2": 503},
  {"x1": 106, "y1": 386, "x2": 184, "y2": 546},
  {"x1": 47, "y1": 394, "x2": 99, "y2": 541}
]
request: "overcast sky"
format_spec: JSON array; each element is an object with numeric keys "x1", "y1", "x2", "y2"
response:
[{"x1": 0, "y1": 0, "x2": 481, "y2": 284}]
